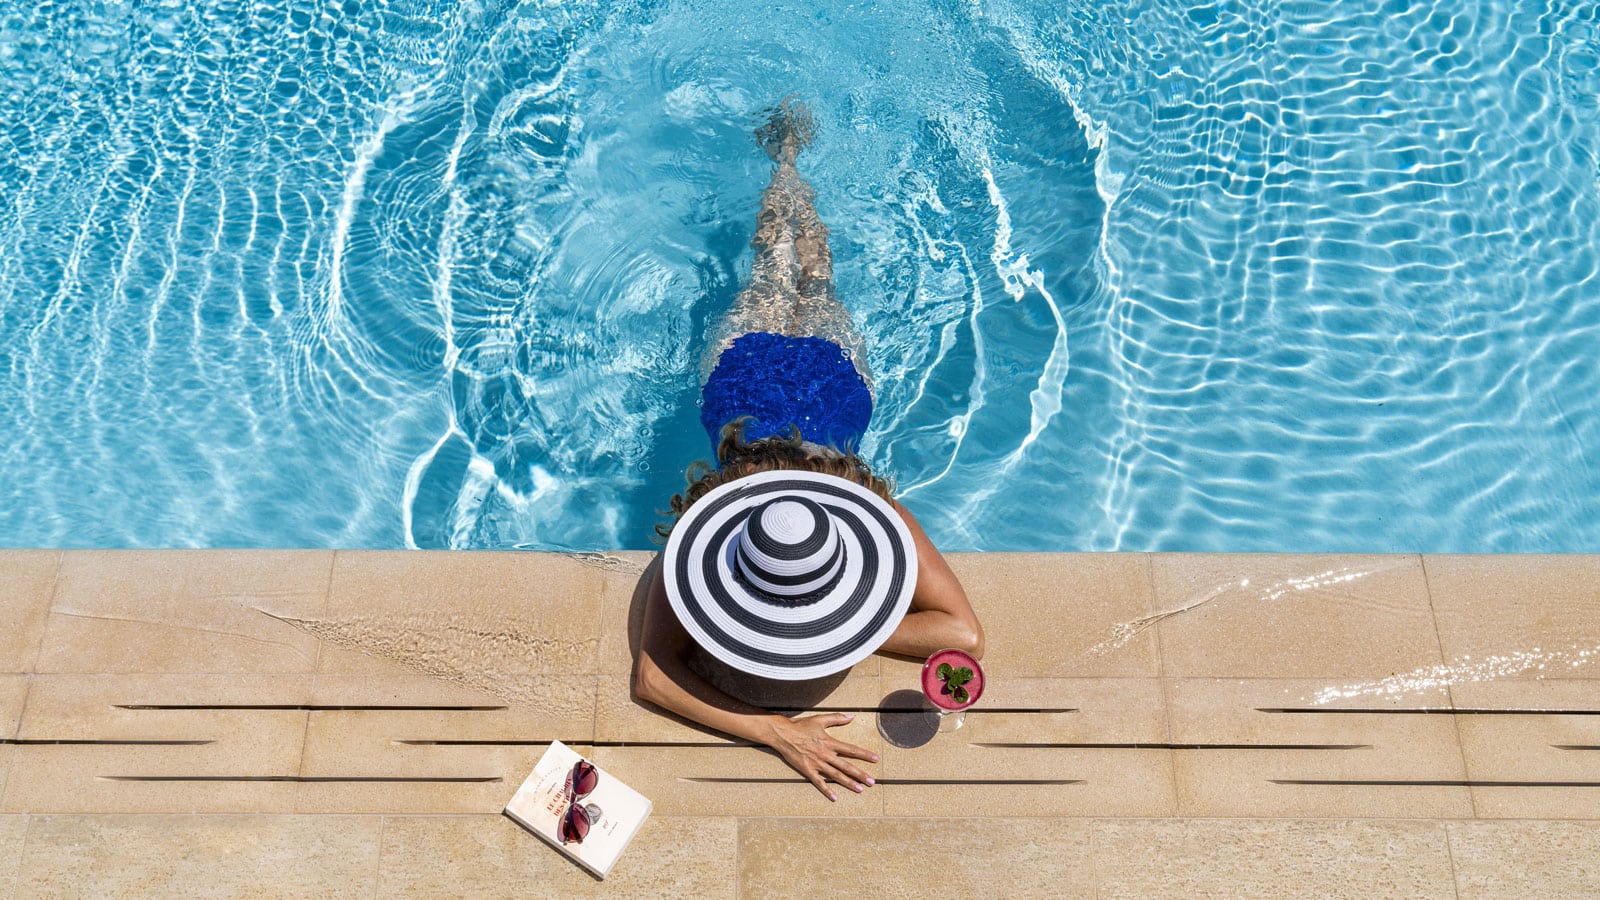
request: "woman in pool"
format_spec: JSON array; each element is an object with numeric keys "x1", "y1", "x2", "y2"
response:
[{"x1": 633, "y1": 100, "x2": 984, "y2": 801}]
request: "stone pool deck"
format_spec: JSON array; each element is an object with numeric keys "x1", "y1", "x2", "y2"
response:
[{"x1": 1, "y1": 550, "x2": 1597, "y2": 896}]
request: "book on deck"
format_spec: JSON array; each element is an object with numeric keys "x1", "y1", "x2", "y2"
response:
[{"x1": 504, "y1": 741, "x2": 653, "y2": 879}]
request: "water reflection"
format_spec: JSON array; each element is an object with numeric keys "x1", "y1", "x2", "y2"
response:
[{"x1": 1312, "y1": 644, "x2": 1600, "y2": 705}]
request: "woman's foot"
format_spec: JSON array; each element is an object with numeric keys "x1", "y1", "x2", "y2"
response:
[{"x1": 755, "y1": 97, "x2": 815, "y2": 165}]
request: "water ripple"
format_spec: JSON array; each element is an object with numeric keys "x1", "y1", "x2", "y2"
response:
[{"x1": 1, "y1": 0, "x2": 1597, "y2": 551}]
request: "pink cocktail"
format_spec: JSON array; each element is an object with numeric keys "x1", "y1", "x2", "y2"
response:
[{"x1": 921, "y1": 648, "x2": 984, "y2": 730}]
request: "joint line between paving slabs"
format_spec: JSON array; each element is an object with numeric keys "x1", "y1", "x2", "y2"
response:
[
  {"x1": 6, "y1": 669, "x2": 40, "y2": 793},
  {"x1": 297, "y1": 553, "x2": 338, "y2": 788},
  {"x1": 1146, "y1": 553, "x2": 1182, "y2": 816},
  {"x1": 591, "y1": 551, "x2": 609, "y2": 665},
  {"x1": 1419, "y1": 554, "x2": 1475, "y2": 821},
  {"x1": 315, "y1": 551, "x2": 337, "y2": 672},
  {"x1": 589, "y1": 670, "x2": 599, "y2": 748},
  {"x1": 26, "y1": 551, "x2": 64, "y2": 673},
  {"x1": 12, "y1": 812, "x2": 33, "y2": 884},
  {"x1": 1442, "y1": 817, "x2": 1463, "y2": 900},
  {"x1": 1422, "y1": 552, "x2": 1464, "y2": 900},
  {"x1": 0, "y1": 707, "x2": 20, "y2": 810},
  {"x1": 1086, "y1": 815, "x2": 1101, "y2": 898},
  {"x1": 374, "y1": 815, "x2": 394, "y2": 900},
  {"x1": 300, "y1": 676, "x2": 318, "y2": 783},
  {"x1": 12, "y1": 552, "x2": 64, "y2": 753}
]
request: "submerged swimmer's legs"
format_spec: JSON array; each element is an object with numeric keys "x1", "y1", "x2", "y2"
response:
[{"x1": 705, "y1": 99, "x2": 872, "y2": 386}]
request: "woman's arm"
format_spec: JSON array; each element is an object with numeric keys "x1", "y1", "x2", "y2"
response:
[
  {"x1": 875, "y1": 500, "x2": 984, "y2": 660},
  {"x1": 632, "y1": 560, "x2": 879, "y2": 801}
]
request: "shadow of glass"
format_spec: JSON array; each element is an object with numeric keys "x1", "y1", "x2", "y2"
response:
[{"x1": 877, "y1": 688, "x2": 939, "y2": 748}]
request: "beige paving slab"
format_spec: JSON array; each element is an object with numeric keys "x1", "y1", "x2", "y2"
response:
[
  {"x1": 0, "y1": 550, "x2": 58, "y2": 673},
  {"x1": 1449, "y1": 679, "x2": 1600, "y2": 819},
  {"x1": 5, "y1": 674, "x2": 310, "y2": 814},
  {"x1": 739, "y1": 817, "x2": 1094, "y2": 898},
  {"x1": 943, "y1": 553, "x2": 1158, "y2": 679},
  {"x1": 294, "y1": 760, "x2": 543, "y2": 816},
  {"x1": 378, "y1": 815, "x2": 736, "y2": 897},
  {"x1": 0, "y1": 677, "x2": 24, "y2": 809},
  {"x1": 35, "y1": 550, "x2": 329, "y2": 674},
  {"x1": 595, "y1": 550, "x2": 663, "y2": 677},
  {"x1": 0, "y1": 678, "x2": 18, "y2": 809},
  {"x1": 306, "y1": 673, "x2": 598, "y2": 751},
  {"x1": 593, "y1": 743, "x2": 883, "y2": 816},
  {"x1": 0, "y1": 815, "x2": 23, "y2": 897},
  {"x1": 1165, "y1": 678, "x2": 1472, "y2": 818},
  {"x1": 1152, "y1": 554, "x2": 1441, "y2": 677},
  {"x1": 1094, "y1": 819, "x2": 1456, "y2": 898},
  {"x1": 878, "y1": 677, "x2": 1174, "y2": 817},
  {"x1": 879, "y1": 754, "x2": 1171, "y2": 819},
  {"x1": 316, "y1": 551, "x2": 604, "y2": 676},
  {"x1": 596, "y1": 673, "x2": 884, "y2": 744},
  {"x1": 15, "y1": 814, "x2": 382, "y2": 896},
  {"x1": 16, "y1": 673, "x2": 312, "y2": 740},
  {"x1": 1425, "y1": 554, "x2": 1600, "y2": 672},
  {"x1": 7, "y1": 549, "x2": 1595, "y2": 895},
  {"x1": 295, "y1": 675, "x2": 595, "y2": 815},
  {"x1": 1, "y1": 674, "x2": 25, "y2": 740},
  {"x1": 0, "y1": 748, "x2": 11, "y2": 817},
  {"x1": 1448, "y1": 676, "x2": 1600, "y2": 712},
  {"x1": 1447, "y1": 820, "x2": 1600, "y2": 898}
]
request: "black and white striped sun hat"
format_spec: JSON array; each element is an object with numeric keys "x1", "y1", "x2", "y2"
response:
[{"x1": 663, "y1": 470, "x2": 918, "y2": 681}]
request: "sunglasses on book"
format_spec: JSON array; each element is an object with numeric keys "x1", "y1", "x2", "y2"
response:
[{"x1": 559, "y1": 760, "x2": 600, "y2": 845}]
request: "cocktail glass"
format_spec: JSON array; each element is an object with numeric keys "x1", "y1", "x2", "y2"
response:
[{"x1": 921, "y1": 648, "x2": 984, "y2": 732}]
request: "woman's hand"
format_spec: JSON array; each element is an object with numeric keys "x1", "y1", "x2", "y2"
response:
[{"x1": 763, "y1": 713, "x2": 880, "y2": 801}]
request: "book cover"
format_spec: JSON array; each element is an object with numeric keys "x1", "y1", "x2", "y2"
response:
[{"x1": 504, "y1": 741, "x2": 653, "y2": 879}]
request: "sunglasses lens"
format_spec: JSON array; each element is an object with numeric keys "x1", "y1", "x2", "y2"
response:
[
  {"x1": 571, "y1": 761, "x2": 599, "y2": 797},
  {"x1": 560, "y1": 804, "x2": 591, "y2": 844}
]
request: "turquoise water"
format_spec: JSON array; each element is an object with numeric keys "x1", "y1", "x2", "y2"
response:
[{"x1": 3, "y1": 0, "x2": 1598, "y2": 551}]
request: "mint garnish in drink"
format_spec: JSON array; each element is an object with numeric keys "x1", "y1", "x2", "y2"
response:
[{"x1": 936, "y1": 662, "x2": 974, "y2": 704}]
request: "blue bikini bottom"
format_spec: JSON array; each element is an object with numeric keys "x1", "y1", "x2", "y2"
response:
[{"x1": 700, "y1": 332, "x2": 872, "y2": 452}]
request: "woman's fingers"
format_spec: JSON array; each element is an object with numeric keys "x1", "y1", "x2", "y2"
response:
[
  {"x1": 805, "y1": 769, "x2": 837, "y2": 802},
  {"x1": 816, "y1": 761, "x2": 865, "y2": 794},
  {"x1": 815, "y1": 713, "x2": 881, "y2": 764},
  {"x1": 829, "y1": 757, "x2": 875, "y2": 790},
  {"x1": 829, "y1": 737, "x2": 880, "y2": 764},
  {"x1": 776, "y1": 713, "x2": 880, "y2": 801}
]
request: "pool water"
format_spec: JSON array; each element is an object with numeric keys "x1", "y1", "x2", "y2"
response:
[{"x1": 3, "y1": 0, "x2": 1598, "y2": 552}]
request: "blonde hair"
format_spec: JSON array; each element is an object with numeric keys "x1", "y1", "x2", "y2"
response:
[{"x1": 656, "y1": 418, "x2": 894, "y2": 540}]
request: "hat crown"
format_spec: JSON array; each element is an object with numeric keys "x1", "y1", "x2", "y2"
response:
[{"x1": 735, "y1": 496, "x2": 845, "y2": 605}]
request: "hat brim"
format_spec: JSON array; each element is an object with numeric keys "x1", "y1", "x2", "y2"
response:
[{"x1": 663, "y1": 470, "x2": 917, "y2": 680}]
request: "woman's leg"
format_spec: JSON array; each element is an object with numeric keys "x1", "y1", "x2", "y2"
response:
[{"x1": 704, "y1": 101, "x2": 871, "y2": 385}]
